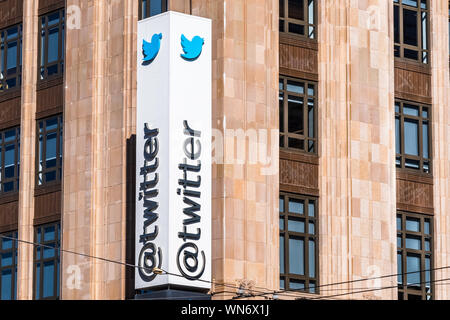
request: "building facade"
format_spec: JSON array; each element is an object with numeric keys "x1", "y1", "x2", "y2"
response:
[{"x1": 0, "y1": 0, "x2": 449, "y2": 300}]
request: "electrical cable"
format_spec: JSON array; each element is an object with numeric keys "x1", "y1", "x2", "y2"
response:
[
  {"x1": 0, "y1": 234, "x2": 276, "y2": 297},
  {"x1": 229, "y1": 265, "x2": 450, "y2": 299},
  {"x1": 309, "y1": 276, "x2": 449, "y2": 300},
  {"x1": 2, "y1": 233, "x2": 449, "y2": 301}
]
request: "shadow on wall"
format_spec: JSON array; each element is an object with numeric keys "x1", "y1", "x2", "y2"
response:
[{"x1": 126, "y1": 134, "x2": 136, "y2": 299}]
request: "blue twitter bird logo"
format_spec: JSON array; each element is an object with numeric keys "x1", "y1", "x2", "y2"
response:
[
  {"x1": 180, "y1": 34, "x2": 205, "y2": 61},
  {"x1": 142, "y1": 33, "x2": 162, "y2": 64}
]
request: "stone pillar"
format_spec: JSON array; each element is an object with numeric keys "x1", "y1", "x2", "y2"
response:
[
  {"x1": 61, "y1": 0, "x2": 138, "y2": 300},
  {"x1": 170, "y1": 0, "x2": 280, "y2": 298},
  {"x1": 318, "y1": 0, "x2": 397, "y2": 299},
  {"x1": 169, "y1": 0, "x2": 191, "y2": 14},
  {"x1": 17, "y1": 0, "x2": 39, "y2": 300},
  {"x1": 430, "y1": 0, "x2": 450, "y2": 301}
]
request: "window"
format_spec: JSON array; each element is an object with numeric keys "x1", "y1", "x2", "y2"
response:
[
  {"x1": 39, "y1": 9, "x2": 65, "y2": 80},
  {"x1": 0, "y1": 231, "x2": 18, "y2": 300},
  {"x1": 139, "y1": 0, "x2": 167, "y2": 20},
  {"x1": 34, "y1": 222, "x2": 60, "y2": 300},
  {"x1": 0, "y1": 127, "x2": 20, "y2": 195},
  {"x1": 279, "y1": 0, "x2": 316, "y2": 39},
  {"x1": 395, "y1": 100, "x2": 431, "y2": 173},
  {"x1": 279, "y1": 193, "x2": 318, "y2": 293},
  {"x1": 279, "y1": 76, "x2": 317, "y2": 153},
  {"x1": 393, "y1": 0, "x2": 429, "y2": 63},
  {"x1": 397, "y1": 212, "x2": 433, "y2": 300},
  {"x1": 0, "y1": 24, "x2": 22, "y2": 93},
  {"x1": 37, "y1": 115, "x2": 63, "y2": 186}
]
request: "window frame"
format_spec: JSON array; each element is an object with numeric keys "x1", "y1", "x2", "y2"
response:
[
  {"x1": 397, "y1": 211, "x2": 433, "y2": 300},
  {"x1": 279, "y1": 193, "x2": 319, "y2": 294},
  {"x1": 139, "y1": 0, "x2": 168, "y2": 20},
  {"x1": 0, "y1": 126, "x2": 20, "y2": 196},
  {"x1": 394, "y1": 0, "x2": 430, "y2": 64},
  {"x1": 395, "y1": 99, "x2": 432, "y2": 174},
  {"x1": 0, "y1": 231, "x2": 18, "y2": 300},
  {"x1": 279, "y1": 76, "x2": 318, "y2": 154},
  {"x1": 0, "y1": 23, "x2": 22, "y2": 94},
  {"x1": 33, "y1": 222, "x2": 60, "y2": 300},
  {"x1": 35, "y1": 115, "x2": 63, "y2": 188},
  {"x1": 38, "y1": 9, "x2": 65, "y2": 82},
  {"x1": 279, "y1": 0, "x2": 317, "y2": 40}
]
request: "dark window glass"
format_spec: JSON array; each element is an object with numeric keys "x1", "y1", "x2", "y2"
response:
[
  {"x1": 393, "y1": 0, "x2": 429, "y2": 63},
  {"x1": 288, "y1": 0, "x2": 304, "y2": 20},
  {"x1": 280, "y1": 194, "x2": 318, "y2": 293},
  {"x1": 288, "y1": 95, "x2": 304, "y2": 134},
  {"x1": 288, "y1": 23, "x2": 304, "y2": 35},
  {"x1": 0, "y1": 231, "x2": 18, "y2": 300},
  {"x1": 280, "y1": 0, "x2": 316, "y2": 39},
  {"x1": 403, "y1": 9, "x2": 418, "y2": 46},
  {"x1": 279, "y1": 83, "x2": 284, "y2": 134},
  {"x1": 139, "y1": 0, "x2": 168, "y2": 20},
  {"x1": 39, "y1": 9, "x2": 65, "y2": 81},
  {"x1": 280, "y1": 76, "x2": 317, "y2": 154},
  {"x1": 34, "y1": 222, "x2": 60, "y2": 300},
  {"x1": 280, "y1": 0, "x2": 285, "y2": 18},
  {"x1": 395, "y1": 100, "x2": 431, "y2": 173},
  {"x1": 397, "y1": 212, "x2": 433, "y2": 300},
  {"x1": 394, "y1": 6, "x2": 400, "y2": 43},
  {"x1": 0, "y1": 24, "x2": 22, "y2": 93},
  {"x1": 0, "y1": 127, "x2": 20, "y2": 195},
  {"x1": 404, "y1": 48, "x2": 419, "y2": 60},
  {"x1": 37, "y1": 115, "x2": 63, "y2": 186},
  {"x1": 280, "y1": 235, "x2": 285, "y2": 273}
]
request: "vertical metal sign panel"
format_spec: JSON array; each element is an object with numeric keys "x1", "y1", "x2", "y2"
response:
[{"x1": 136, "y1": 11, "x2": 212, "y2": 291}]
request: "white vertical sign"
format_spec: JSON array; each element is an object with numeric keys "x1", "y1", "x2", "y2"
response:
[{"x1": 135, "y1": 11, "x2": 212, "y2": 291}]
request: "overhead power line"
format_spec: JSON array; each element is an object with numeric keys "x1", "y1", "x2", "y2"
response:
[
  {"x1": 309, "y1": 276, "x2": 449, "y2": 300},
  {"x1": 2, "y1": 234, "x2": 450, "y2": 300},
  {"x1": 0, "y1": 234, "x2": 273, "y2": 297},
  {"x1": 232, "y1": 264, "x2": 450, "y2": 300}
]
